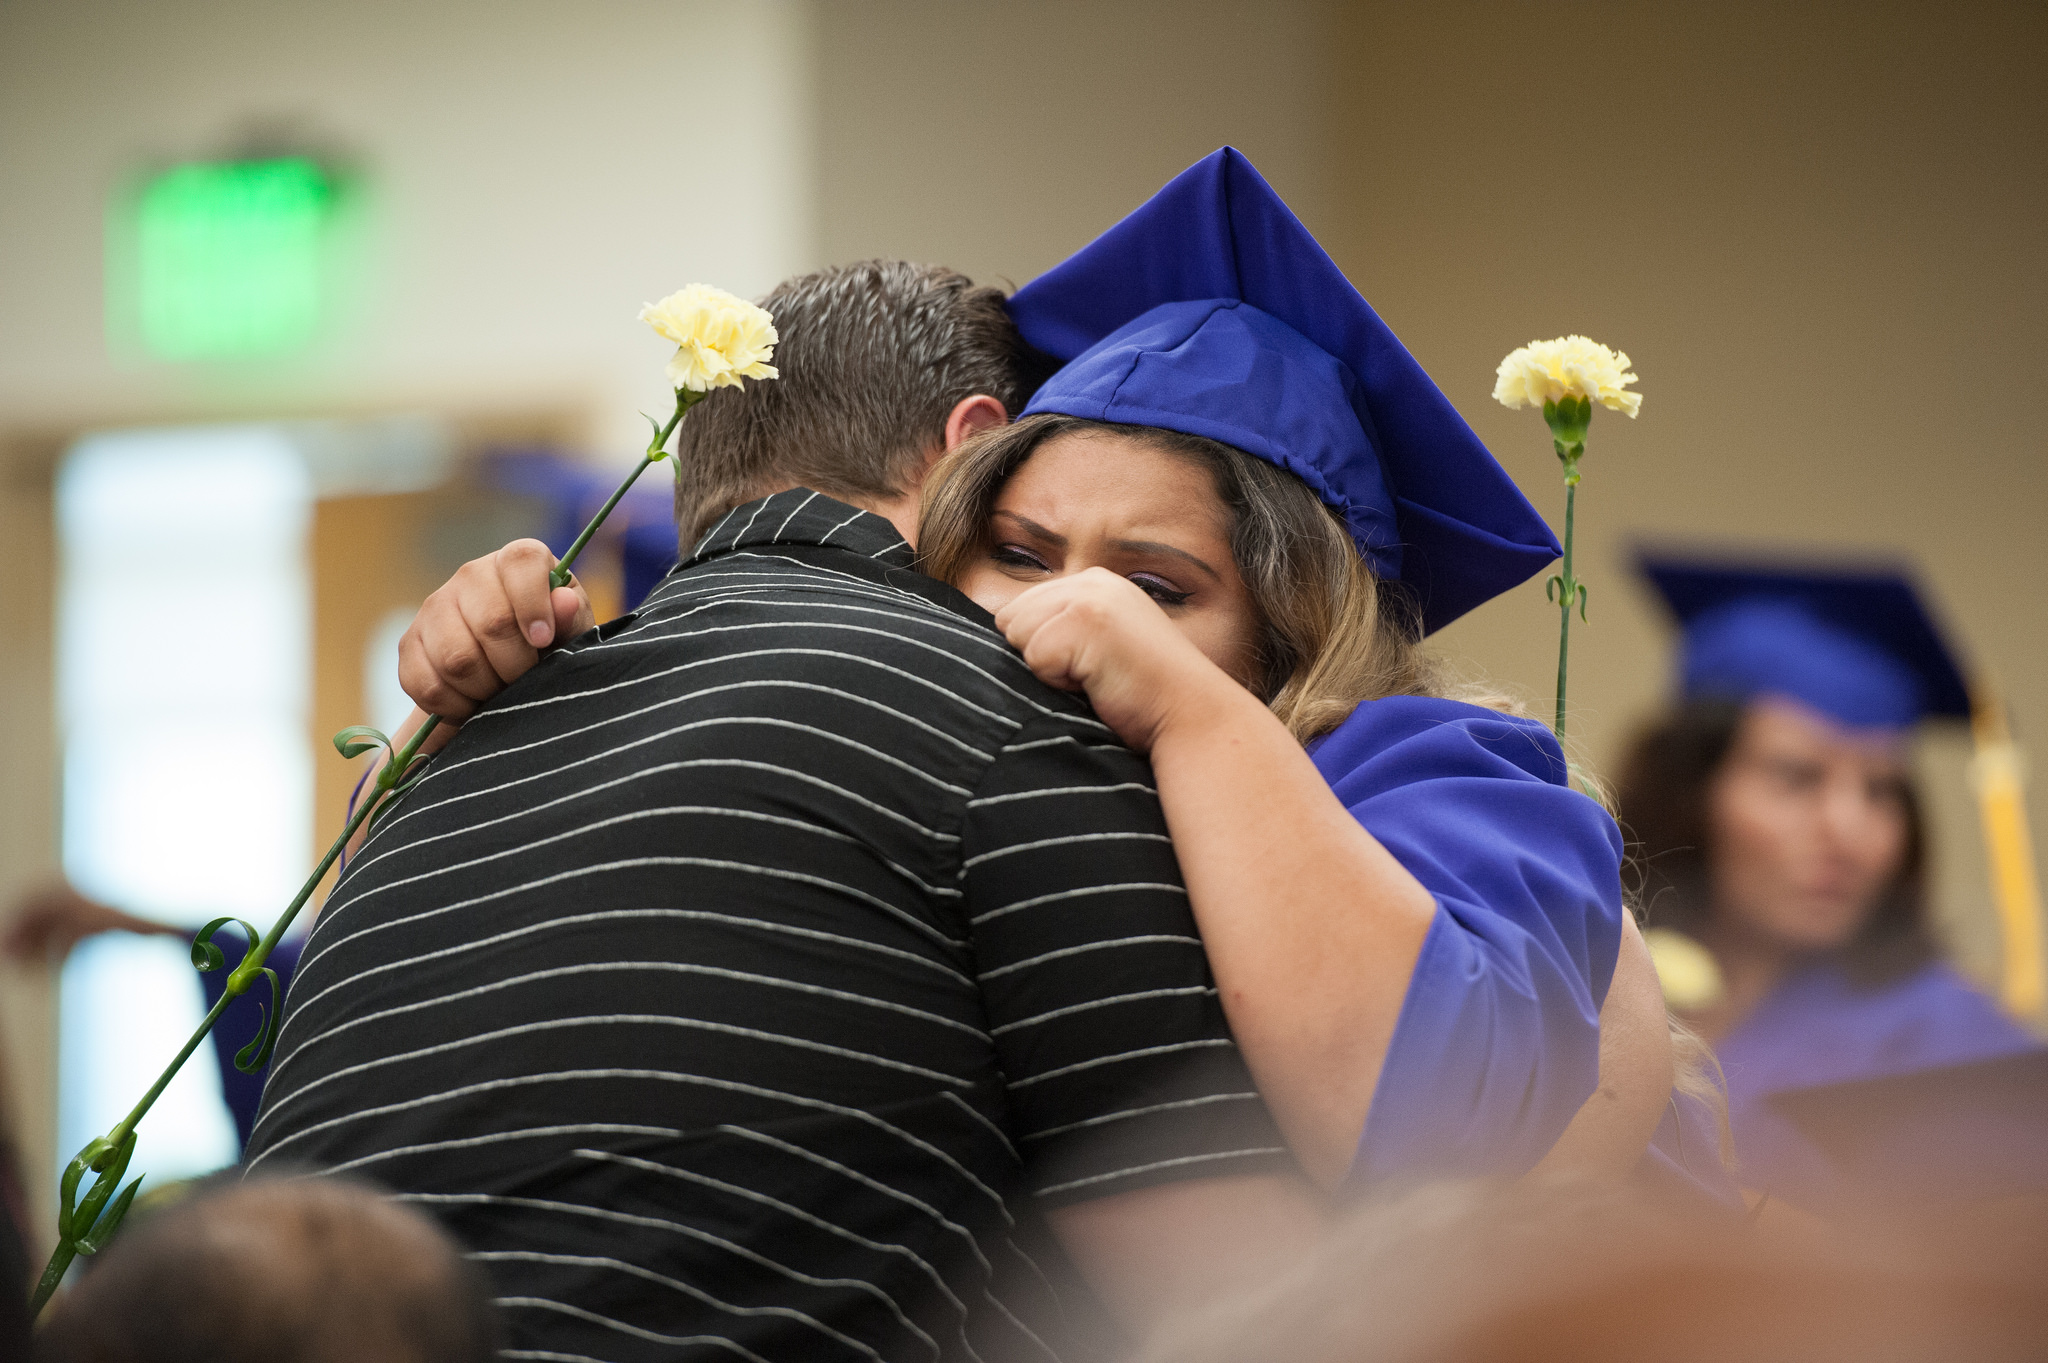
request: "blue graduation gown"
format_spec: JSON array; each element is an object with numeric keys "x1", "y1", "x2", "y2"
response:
[
  {"x1": 1308, "y1": 695, "x2": 1626, "y2": 1188},
  {"x1": 1716, "y1": 960, "x2": 2039, "y2": 1208}
]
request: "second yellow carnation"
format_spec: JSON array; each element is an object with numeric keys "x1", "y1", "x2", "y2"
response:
[{"x1": 1493, "y1": 335, "x2": 1642, "y2": 418}]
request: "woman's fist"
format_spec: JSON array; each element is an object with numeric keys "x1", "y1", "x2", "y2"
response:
[
  {"x1": 398, "y1": 539, "x2": 595, "y2": 723},
  {"x1": 993, "y1": 568, "x2": 1236, "y2": 753}
]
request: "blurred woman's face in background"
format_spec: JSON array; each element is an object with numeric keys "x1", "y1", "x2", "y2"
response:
[{"x1": 1705, "y1": 696, "x2": 1911, "y2": 955}]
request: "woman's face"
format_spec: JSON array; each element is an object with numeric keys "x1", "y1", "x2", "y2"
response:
[
  {"x1": 1704, "y1": 695, "x2": 1912, "y2": 955},
  {"x1": 954, "y1": 430, "x2": 1265, "y2": 687}
]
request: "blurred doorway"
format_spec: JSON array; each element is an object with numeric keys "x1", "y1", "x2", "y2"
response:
[{"x1": 53, "y1": 416, "x2": 457, "y2": 1185}]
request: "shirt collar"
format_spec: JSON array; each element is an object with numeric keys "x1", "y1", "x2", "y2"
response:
[{"x1": 682, "y1": 488, "x2": 915, "y2": 570}]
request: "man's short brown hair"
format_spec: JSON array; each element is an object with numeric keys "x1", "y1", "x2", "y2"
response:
[{"x1": 671, "y1": 260, "x2": 1055, "y2": 547}]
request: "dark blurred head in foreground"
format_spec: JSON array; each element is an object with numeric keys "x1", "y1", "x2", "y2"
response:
[
  {"x1": 34, "y1": 1176, "x2": 496, "y2": 1363},
  {"x1": 1141, "y1": 1177, "x2": 2048, "y2": 1363}
]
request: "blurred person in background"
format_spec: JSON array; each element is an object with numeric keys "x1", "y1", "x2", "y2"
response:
[
  {"x1": 4, "y1": 882, "x2": 304, "y2": 1155},
  {"x1": 32, "y1": 1174, "x2": 497, "y2": 1363},
  {"x1": 1619, "y1": 555, "x2": 2042, "y2": 1211}
]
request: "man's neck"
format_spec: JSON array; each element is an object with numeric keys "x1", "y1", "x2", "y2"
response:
[
  {"x1": 855, "y1": 490, "x2": 922, "y2": 548},
  {"x1": 758, "y1": 482, "x2": 920, "y2": 549}
]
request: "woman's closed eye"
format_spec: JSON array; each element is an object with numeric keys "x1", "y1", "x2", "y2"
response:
[
  {"x1": 989, "y1": 541, "x2": 1190, "y2": 606},
  {"x1": 990, "y1": 544, "x2": 1049, "y2": 573},
  {"x1": 1128, "y1": 573, "x2": 1192, "y2": 608}
]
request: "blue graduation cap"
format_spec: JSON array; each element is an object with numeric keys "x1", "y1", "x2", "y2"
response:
[
  {"x1": 1007, "y1": 147, "x2": 1559, "y2": 635},
  {"x1": 1636, "y1": 550, "x2": 1973, "y2": 729}
]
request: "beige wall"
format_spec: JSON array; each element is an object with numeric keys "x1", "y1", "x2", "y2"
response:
[{"x1": 812, "y1": 0, "x2": 1333, "y2": 282}]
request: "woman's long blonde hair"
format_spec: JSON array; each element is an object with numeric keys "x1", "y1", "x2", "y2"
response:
[{"x1": 917, "y1": 414, "x2": 1450, "y2": 742}]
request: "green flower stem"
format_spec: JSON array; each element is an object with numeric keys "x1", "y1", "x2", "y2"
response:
[
  {"x1": 1542, "y1": 394, "x2": 1594, "y2": 740},
  {"x1": 1553, "y1": 464, "x2": 1580, "y2": 738},
  {"x1": 33, "y1": 386, "x2": 707, "y2": 1318},
  {"x1": 548, "y1": 388, "x2": 701, "y2": 589},
  {"x1": 29, "y1": 717, "x2": 438, "y2": 1316},
  {"x1": 30, "y1": 1240, "x2": 67, "y2": 1317},
  {"x1": 548, "y1": 455, "x2": 654, "y2": 590},
  {"x1": 30, "y1": 1217, "x2": 73, "y2": 1314}
]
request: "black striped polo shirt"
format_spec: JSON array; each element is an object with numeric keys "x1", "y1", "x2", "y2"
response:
[{"x1": 246, "y1": 489, "x2": 1290, "y2": 1363}]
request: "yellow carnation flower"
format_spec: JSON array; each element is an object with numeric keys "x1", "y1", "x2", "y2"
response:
[
  {"x1": 639, "y1": 284, "x2": 780, "y2": 393},
  {"x1": 1642, "y1": 927, "x2": 1725, "y2": 1012},
  {"x1": 1493, "y1": 335, "x2": 1641, "y2": 418}
]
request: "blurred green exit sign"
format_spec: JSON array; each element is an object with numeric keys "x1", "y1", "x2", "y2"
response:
[{"x1": 119, "y1": 157, "x2": 338, "y2": 361}]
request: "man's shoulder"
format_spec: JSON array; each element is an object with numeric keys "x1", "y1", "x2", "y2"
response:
[
  {"x1": 672, "y1": 547, "x2": 1081, "y2": 692},
  {"x1": 515, "y1": 535, "x2": 1106, "y2": 750}
]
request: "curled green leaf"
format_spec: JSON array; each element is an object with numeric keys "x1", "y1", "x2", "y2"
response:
[
  {"x1": 191, "y1": 916, "x2": 260, "y2": 974},
  {"x1": 333, "y1": 724, "x2": 393, "y2": 761},
  {"x1": 37, "y1": 1115, "x2": 147, "y2": 1310},
  {"x1": 55, "y1": 1144, "x2": 96, "y2": 1241},
  {"x1": 57, "y1": 1130, "x2": 134, "y2": 1245},
  {"x1": 77, "y1": 1175, "x2": 143, "y2": 1255},
  {"x1": 233, "y1": 968, "x2": 284, "y2": 1073}
]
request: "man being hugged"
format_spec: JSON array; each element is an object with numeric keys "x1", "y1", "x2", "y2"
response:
[{"x1": 246, "y1": 262, "x2": 1319, "y2": 1362}]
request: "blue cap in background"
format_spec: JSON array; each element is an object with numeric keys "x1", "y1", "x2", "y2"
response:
[
  {"x1": 1637, "y1": 550, "x2": 1973, "y2": 729},
  {"x1": 486, "y1": 449, "x2": 678, "y2": 611},
  {"x1": 1007, "y1": 146, "x2": 1560, "y2": 635}
]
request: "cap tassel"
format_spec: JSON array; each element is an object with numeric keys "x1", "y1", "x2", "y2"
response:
[{"x1": 1970, "y1": 688, "x2": 2045, "y2": 1019}]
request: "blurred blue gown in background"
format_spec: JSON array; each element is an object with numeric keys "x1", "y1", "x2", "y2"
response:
[
  {"x1": 198, "y1": 932, "x2": 306, "y2": 1155},
  {"x1": 1717, "y1": 959, "x2": 2039, "y2": 1208}
]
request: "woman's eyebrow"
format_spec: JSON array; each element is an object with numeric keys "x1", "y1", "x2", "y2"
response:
[
  {"x1": 991, "y1": 510, "x2": 1223, "y2": 583},
  {"x1": 1110, "y1": 538, "x2": 1222, "y2": 583},
  {"x1": 992, "y1": 510, "x2": 1066, "y2": 546}
]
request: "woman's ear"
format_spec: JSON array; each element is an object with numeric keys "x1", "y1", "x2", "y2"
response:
[{"x1": 944, "y1": 395, "x2": 1009, "y2": 451}]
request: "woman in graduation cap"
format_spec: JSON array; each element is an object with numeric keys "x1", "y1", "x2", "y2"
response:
[
  {"x1": 1618, "y1": 556, "x2": 2041, "y2": 1206},
  {"x1": 914, "y1": 148, "x2": 1671, "y2": 1192}
]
